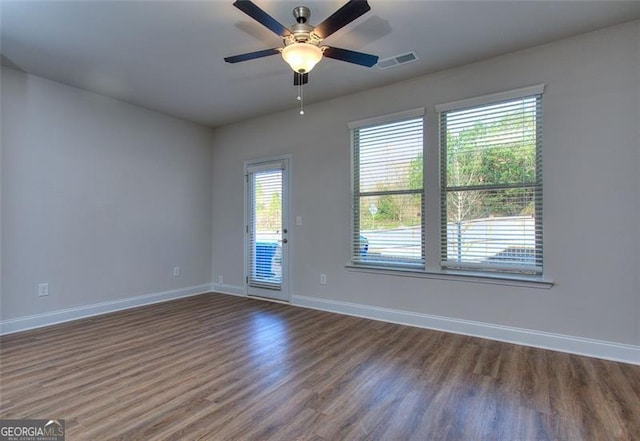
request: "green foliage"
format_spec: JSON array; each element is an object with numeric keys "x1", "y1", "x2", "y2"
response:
[
  {"x1": 254, "y1": 180, "x2": 281, "y2": 232},
  {"x1": 360, "y1": 193, "x2": 421, "y2": 230},
  {"x1": 408, "y1": 154, "x2": 423, "y2": 190},
  {"x1": 445, "y1": 110, "x2": 537, "y2": 221},
  {"x1": 359, "y1": 107, "x2": 537, "y2": 232},
  {"x1": 264, "y1": 192, "x2": 281, "y2": 229},
  {"x1": 377, "y1": 193, "x2": 397, "y2": 220}
]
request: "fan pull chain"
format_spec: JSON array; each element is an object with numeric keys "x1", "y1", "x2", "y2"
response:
[{"x1": 297, "y1": 81, "x2": 304, "y2": 115}]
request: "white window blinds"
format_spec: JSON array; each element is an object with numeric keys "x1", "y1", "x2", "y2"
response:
[
  {"x1": 439, "y1": 88, "x2": 543, "y2": 274},
  {"x1": 351, "y1": 110, "x2": 425, "y2": 268},
  {"x1": 247, "y1": 162, "x2": 284, "y2": 289}
]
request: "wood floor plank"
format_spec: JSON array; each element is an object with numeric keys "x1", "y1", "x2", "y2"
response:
[{"x1": 1, "y1": 293, "x2": 639, "y2": 440}]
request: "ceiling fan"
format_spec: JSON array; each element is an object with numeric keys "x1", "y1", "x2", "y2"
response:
[{"x1": 224, "y1": 0, "x2": 379, "y2": 86}]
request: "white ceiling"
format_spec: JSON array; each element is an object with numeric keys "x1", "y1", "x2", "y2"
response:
[{"x1": 2, "y1": 0, "x2": 639, "y2": 127}]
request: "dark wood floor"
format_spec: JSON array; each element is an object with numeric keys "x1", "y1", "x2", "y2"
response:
[{"x1": 1, "y1": 294, "x2": 639, "y2": 440}]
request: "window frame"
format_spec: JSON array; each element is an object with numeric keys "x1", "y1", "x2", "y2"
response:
[
  {"x1": 346, "y1": 85, "x2": 550, "y2": 287},
  {"x1": 437, "y1": 85, "x2": 544, "y2": 276},
  {"x1": 349, "y1": 108, "x2": 426, "y2": 270}
]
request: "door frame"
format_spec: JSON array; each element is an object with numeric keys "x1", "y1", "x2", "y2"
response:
[{"x1": 243, "y1": 154, "x2": 292, "y2": 302}]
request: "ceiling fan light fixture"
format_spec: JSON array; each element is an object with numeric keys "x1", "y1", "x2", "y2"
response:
[{"x1": 282, "y1": 43, "x2": 323, "y2": 73}]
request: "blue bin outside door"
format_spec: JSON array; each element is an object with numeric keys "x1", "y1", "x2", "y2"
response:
[{"x1": 255, "y1": 242, "x2": 278, "y2": 278}]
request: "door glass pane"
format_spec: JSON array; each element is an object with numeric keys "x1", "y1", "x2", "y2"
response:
[{"x1": 249, "y1": 169, "x2": 282, "y2": 288}]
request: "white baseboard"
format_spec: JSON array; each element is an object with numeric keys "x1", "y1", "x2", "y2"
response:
[
  {"x1": 0, "y1": 284, "x2": 213, "y2": 335},
  {"x1": 211, "y1": 283, "x2": 245, "y2": 297},
  {"x1": 292, "y1": 294, "x2": 640, "y2": 365},
  {"x1": 5, "y1": 286, "x2": 637, "y2": 365}
]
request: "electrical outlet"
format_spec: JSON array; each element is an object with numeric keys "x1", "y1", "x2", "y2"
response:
[
  {"x1": 38, "y1": 283, "x2": 49, "y2": 297},
  {"x1": 217, "y1": 275, "x2": 224, "y2": 285},
  {"x1": 173, "y1": 266, "x2": 181, "y2": 277},
  {"x1": 320, "y1": 274, "x2": 327, "y2": 285}
]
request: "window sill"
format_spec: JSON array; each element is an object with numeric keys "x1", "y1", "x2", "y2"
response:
[{"x1": 344, "y1": 264, "x2": 553, "y2": 289}]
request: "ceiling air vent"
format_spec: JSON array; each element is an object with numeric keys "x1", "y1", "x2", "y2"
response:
[{"x1": 377, "y1": 51, "x2": 418, "y2": 70}]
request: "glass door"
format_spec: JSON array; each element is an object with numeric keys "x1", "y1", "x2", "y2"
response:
[{"x1": 245, "y1": 158, "x2": 289, "y2": 301}]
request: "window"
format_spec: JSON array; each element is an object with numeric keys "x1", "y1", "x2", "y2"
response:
[
  {"x1": 438, "y1": 87, "x2": 543, "y2": 275},
  {"x1": 348, "y1": 86, "x2": 544, "y2": 281},
  {"x1": 350, "y1": 109, "x2": 425, "y2": 268}
]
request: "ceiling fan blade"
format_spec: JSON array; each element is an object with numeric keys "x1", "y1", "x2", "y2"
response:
[
  {"x1": 313, "y1": 0, "x2": 371, "y2": 39},
  {"x1": 233, "y1": 0, "x2": 291, "y2": 37},
  {"x1": 224, "y1": 48, "x2": 280, "y2": 63},
  {"x1": 323, "y1": 46, "x2": 378, "y2": 67},
  {"x1": 293, "y1": 72, "x2": 309, "y2": 86}
]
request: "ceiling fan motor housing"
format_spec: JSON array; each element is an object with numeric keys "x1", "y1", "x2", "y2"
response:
[
  {"x1": 287, "y1": 6, "x2": 322, "y2": 46},
  {"x1": 293, "y1": 6, "x2": 310, "y2": 23}
]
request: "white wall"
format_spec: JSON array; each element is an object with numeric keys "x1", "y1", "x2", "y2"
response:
[
  {"x1": 212, "y1": 21, "x2": 640, "y2": 350},
  {"x1": 1, "y1": 67, "x2": 214, "y2": 322}
]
